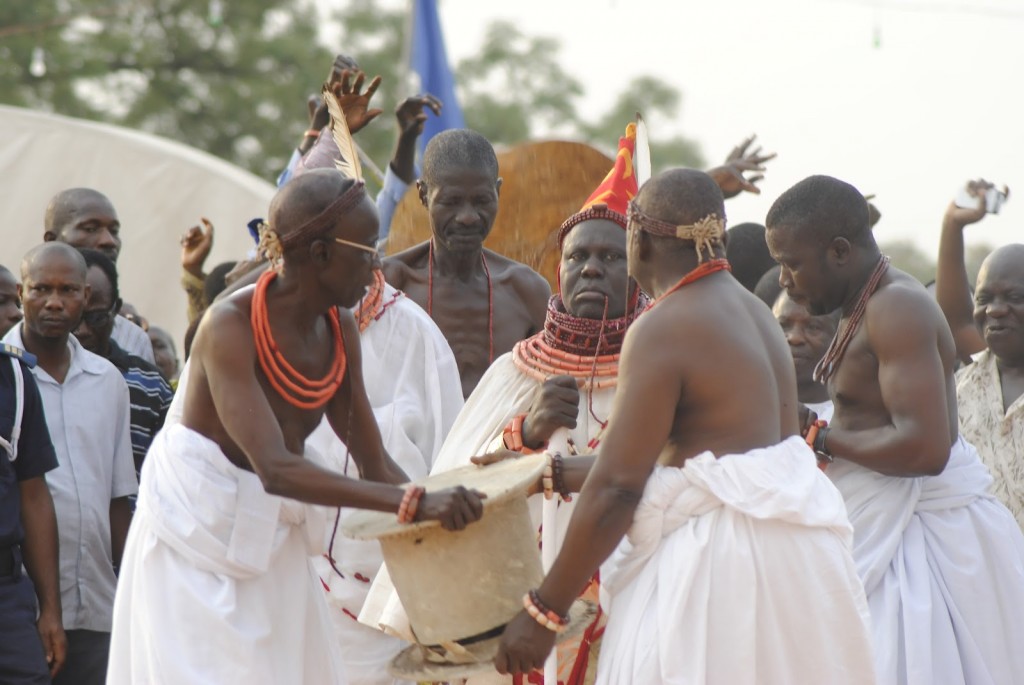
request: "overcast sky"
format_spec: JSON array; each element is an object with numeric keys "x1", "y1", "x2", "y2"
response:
[{"x1": 410, "y1": 0, "x2": 1023, "y2": 258}]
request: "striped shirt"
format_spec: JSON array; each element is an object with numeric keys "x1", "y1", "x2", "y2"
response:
[{"x1": 107, "y1": 341, "x2": 173, "y2": 476}]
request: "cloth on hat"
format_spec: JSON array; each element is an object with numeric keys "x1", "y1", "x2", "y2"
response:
[{"x1": 557, "y1": 123, "x2": 639, "y2": 248}]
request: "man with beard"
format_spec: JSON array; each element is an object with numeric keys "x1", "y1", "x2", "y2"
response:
[
  {"x1": 2, "y1": 243, "x2": 136, "y2": 685},
  {"x1": 494, "y1": 169, "x2": 874, "y2": 684},
  {"x1": 107, "y1": 169, "x2": 484, "y2": 684},
  {"x1": 42, "y1": 189, "x2": 154, "y2": 363},
  {"x1": 936, "y1": 181, "x2": 1024, "y2": 530},
  {"x1": 766, "y1": 174, "x2": 1024, "y2": 685},
  {"x1": 383, "y1": 129, "x2": 551, "y2": 398}
]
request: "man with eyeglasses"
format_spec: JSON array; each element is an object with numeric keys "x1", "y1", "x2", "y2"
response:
[{"x1": 73, "y1": 250, "x2": 172, "y2": 489}]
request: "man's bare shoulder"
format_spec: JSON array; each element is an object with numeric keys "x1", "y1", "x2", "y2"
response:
[
  {"x1": 194, "y1": 287, "x2": 256, "y2": 353},
  {"x1": 867, "y1": 268, "x2": 946, "y2": 335},
  {"x1": 383, "y1": 241, "x2": 429, "y2": 272},
  {"x1": 482, "y1": 249, "x2": 550, "y2": 291}
]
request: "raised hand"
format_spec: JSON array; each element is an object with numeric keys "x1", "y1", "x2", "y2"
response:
[
  {"x1": 395, "y1": 94, "x2": 442, "y2": 139},
  {"x1": 522, "y1": 375, "x2": 580, "y2": 450},
  {"x1": 417, "y1": 486, "x2": 487, "y2": 531},
  {"x1": 181, "y1": 218, "x2": 214, "y2": 277},
  {"x1": 329, "y1": 69, "x2": 384, "y2": 134},
  {"x1": 944, "y1": 179, "x2": 1009, "y2": 229},
  {"x1": 707, "y1": 134, "x2": 776, "y2": 199}
]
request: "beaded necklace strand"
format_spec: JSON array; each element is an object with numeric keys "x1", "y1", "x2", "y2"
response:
[
  {"x1": 427, "y1": 240, "x2": 494, "y2": 363},
  {"x1": 647, "y1": 258, "x2": 732, "y2": 310},
  {"x1": 251, "y1": 270, "x2": 347, "y2": 410},
  {"x1": 813, "y1": 255, "x2": 890, "y2": 384}
]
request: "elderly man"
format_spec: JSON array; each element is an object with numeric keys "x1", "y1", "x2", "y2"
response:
[
  {"x1": 2, "y1": 243, "x2": 136, "y2": 685},
  {"x1": 107, "y1": 169, "x2": 484, "y2": 684},
  {"x1": 366, "y1": 124, "x2": 650, "y2": 685},
  {"x1": 936, "y1": 183, "x2": 1024, "y2": 529},
  {"x1": 495, "y1": 169, "x2": 874, "y2": 684},
  {"x1": 384, "y1": 129, "x2": 552, "y2": 398},
  {"x1": 766, "y1": 174, "x2": 1024, "y2": 685},
  {"x1": 42, "y1": 188, "x2": 154, "y2": 363}
]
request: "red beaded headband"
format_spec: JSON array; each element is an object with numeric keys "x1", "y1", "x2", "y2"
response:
[{"x1": 556, "y1": 203, "x2": 628, "y2": 249}]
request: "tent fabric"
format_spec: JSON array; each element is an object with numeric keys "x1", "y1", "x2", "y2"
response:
[{"x1": 0, "y1": 105, "x2": 277, "y2": 350}]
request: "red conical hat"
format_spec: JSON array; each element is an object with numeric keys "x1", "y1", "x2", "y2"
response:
[{"x1": 556, "y1": 123, "x2": 638, "y2": 248}]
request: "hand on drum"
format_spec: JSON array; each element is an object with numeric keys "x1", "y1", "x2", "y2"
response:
[{"x1": 418, "y1": 486, "x2": 487, "y2": 531}]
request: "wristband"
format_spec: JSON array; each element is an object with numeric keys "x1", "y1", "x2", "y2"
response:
[
  {"x1": 551, "y1": 452, "x2": 572, "y2": 502},
  {"x1": 303, "y1": 129, "x2": 321, "y2": 139},
  {"x1": 397, "y1": 484, "x2": 425, "y2": 524},
  {"x1": 522, "y1": 590, "x2": 568, "y2": 633}
]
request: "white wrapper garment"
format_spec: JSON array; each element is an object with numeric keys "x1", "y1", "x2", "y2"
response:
[
  {"x1": 827, "y1": 435, "x2": 1024, "y2": 685},
  {"x1": 359, "y1": 351, "x2": 614, "y2": 685},
  {"x1": 306, "y1": 284, "x2": 463, "y2": 685},
  {"x1": 596, "y1": 436, "x2": 877, "y2": 685},
  {"x1": 107, "y1": 424, "x2": 344, "y2": 684}
]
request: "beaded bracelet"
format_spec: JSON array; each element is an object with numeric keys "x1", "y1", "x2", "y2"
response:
[
  {"x1": 303, "y1": 129, "x2": 321, "y2": 139},
  {"x1": 522, "y1": 590, "x2": 568, "y2": 633},
  {"x1": 804, "y1": 419, "x2": 832, "y2": 467},
  {"x1": 397, "y1": 484, "x2": 425, "y2": 524},
  {"x1": 503, "y1": 414, "x2": 526, "y2": 451},
  {"x1": 551, "y1": 452, "x2": 572, "y2": 502}
]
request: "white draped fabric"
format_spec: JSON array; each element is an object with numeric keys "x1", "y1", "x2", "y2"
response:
[
  {"x1": 107, "y1": 424, "x2": 344, "y2": 684},
  {"x1": 596, "y1": 436, "x2": 876, "y2": 685},
  {"x1": 360, "y1": 353, "x2": 614, "y2": 685},
  {"x1": 306, "y1": 285, "x2": 464, "y2": 685},
  {"x1": 828, "y1": 435, "x2": 1024, "y2": 685}
]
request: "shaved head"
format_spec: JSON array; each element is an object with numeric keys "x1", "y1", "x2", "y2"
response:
[
  {"x1": 44, "y1": 188, "x2": 114, "y2": 233},
  {"x1": 43, "y1": 187, "x2": 122, "y2": 261},
  {"x1": 977, "y1": 244, "x2": 1024, "y2": 287},
  {"x1": 635, "y1": 168, "x2": 726, "y2": 228},
  {"x1": 421, "y1": 129, "x2": 499, "y2": 187},
  {"x1": 269, "y1": 168, "x2": 354, "y2": 238},
  {"x1": 22, "y1": 242, "x2": 88, "y2": 282}
]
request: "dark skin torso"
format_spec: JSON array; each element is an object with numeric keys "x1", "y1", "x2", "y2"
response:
[
  {"x1": 184, "y1": 288, "x2": 353, "y2": 470},
  {"x1": 384, "y1": 241, "x2": 549, "y2": 397},
  {"x1": 823, "y1": 268, "x2": 959, "y2": 476}
]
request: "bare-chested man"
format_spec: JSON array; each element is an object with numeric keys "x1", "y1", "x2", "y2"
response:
[
  {"x1": 495, "y1": 169, "x2": 874, "y2": 684},
  {"x1": 383, "y1": 129, "x2": 550, "y2": 397},
  {"x1": 107, "y1": 169, "x2": 484, "y2": 684},
  {"x1": 766, "y1": 174, "x2": 1024, "y2": 685}
]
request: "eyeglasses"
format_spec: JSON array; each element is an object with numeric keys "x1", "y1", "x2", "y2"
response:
[
  {"x1": 335, "y1": 237, "x2": 378, "y2": 254},
  {"x1": 81, "y1": 308, "x2": 116, "y2": 329}
]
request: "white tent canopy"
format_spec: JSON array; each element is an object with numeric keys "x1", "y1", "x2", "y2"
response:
[{"x1": 0, "y1": 104, "x2": 277, "y2": 355}]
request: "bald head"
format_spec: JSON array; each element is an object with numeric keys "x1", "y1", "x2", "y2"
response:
[
  {"x1": 43, "y1": 187, "x2": 122, "y2": 262},
  {"x1": 269, "y1": 169, "x2": 355, "y2": 239},
  {"x1": 22, "y1": 242, "x2": 88, "y2": 282},
  {"x1": 977, "y1": 244, "x2": 1024, "y2": 287},
  {"x1": 421, "y1": 129, "x2": 499, "y2": 187},
  {"x1": 635, "y1": 168, "x2": 726, "y2": 228},
  {"x1": 20, "y1": 243, "x2": 89, "y2": 342}
]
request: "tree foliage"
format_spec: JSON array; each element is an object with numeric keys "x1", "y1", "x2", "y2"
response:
[{"x1": 1, "y1": 0, "x2": 703, "y2": 183}]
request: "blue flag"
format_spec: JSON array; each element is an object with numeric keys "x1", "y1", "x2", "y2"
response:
[{"x1": 411, "y1": 0, "x2": 465, "y2": 154}]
